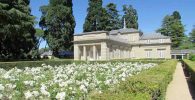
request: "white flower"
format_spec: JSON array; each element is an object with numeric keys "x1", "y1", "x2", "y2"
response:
[
  {"x1": 56, "y1": 92, "x2": 66, "y2": 100},
  {"x1": 5, "y1": 84, "x2": 16, "y2": 89},
  {"x1": 24, "y1": 91, "x2": 33, "y2": 99},
  {"x1": 40, "y1": 84, "x2": 50, "y2": 97},
  {"x1": 80, "y1": 84, "x2": 88, "y2": 93},
  {"x1": 0, "y1": 93, "x2": 3, "y2": 99},
  {"x1": 32, "y1": 91, "x2": 39, "y2": 97},
  {"x1": 0, "y1": 84, "x2": 5, "y2": 91}
]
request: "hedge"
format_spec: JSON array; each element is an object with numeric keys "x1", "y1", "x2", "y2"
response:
[
  {"x1": 89, "y1": 60, "x2": 177, "y2": 100},
  {"x1": 0, "y1": 60, "x2": 84, "y2": 70},
  {"x1": 0, "y1": 59, "x2": 164, "y2": 70},
  {"x1": 182, "y1": 59, "x2": 195, "y2": 84}
]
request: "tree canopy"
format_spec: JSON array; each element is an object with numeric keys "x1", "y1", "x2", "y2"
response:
[
  {"x1": 105, "y1": 3, "x2": 121, "y2": 31},
  {"x1": 39, "y1": 0, "x2": 75, "y2": 56},
  {"x1": 0, "y1": 0, "x2": 37, "y2": 59},
  {"x1": 190, "y1": 26, "x2": 195, "y2": 43},
  {"x1": 83, "y1": 0, "x2": 108, "y2": 32},
  {"x1": 122, "y1": 5, "x2": 138, "y2": 29},
  {"x1": 157, "y1": 11, "x2": 185, "y2": 48}
]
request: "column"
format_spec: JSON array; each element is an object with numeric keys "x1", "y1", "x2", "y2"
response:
[
  {"x1": 83, "y1": 46, "x2": 87, "y2": 61},
  {"x1": 93, "y1": 45, "x2": 96, "y2": 60},
  {"x1": 101, "y1": 42, "x2": 107, "y2": 60},
  {"x1": 174, "y1": 55, "x2": 177, "y2": 59},
  {"x1": 182, "y1": 54, "x2": 184, "y2": 59},
  {"x1": 74, "y1": 44, "x2": 79, "y2": 60}
]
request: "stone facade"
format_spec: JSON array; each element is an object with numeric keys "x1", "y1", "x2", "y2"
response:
[{"x1": 74, "y1": 28, "x2": 171, "y2": 61}]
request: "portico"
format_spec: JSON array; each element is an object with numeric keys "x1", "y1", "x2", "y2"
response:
[{"x1": 74, "y1": 28, "x2": 171, "y2": 61}]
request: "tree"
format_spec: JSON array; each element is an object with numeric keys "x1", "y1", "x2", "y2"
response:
[
  {"x1": 178, "y1": 36, "x2": 194, "y2": 49},
  {"x1": 0, "y1": 0, "x2": 37, "y2": 59},
  {"x1": 122, "y1": 5, "x2": 138, "y2": 29},
  {"x1": 83, "y1": 0, "x2": 108, "y2": 32},
  {"x1": 157, "y1": 11, "x2": 185, "y2": 48},
  {"x1": 35, "y1": 28, "x2": 44, "y2": 49},
  {"x1": 105, "y1": 3, "x2": 121, "y2": 31},
  {"x1": 39, "y1": 0, "x2": 76, "y2": 57},
  {"x1": 190, "y1": 26, "x2": 195, "y2": 43}
]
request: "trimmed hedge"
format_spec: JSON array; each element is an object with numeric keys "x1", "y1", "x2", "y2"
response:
[
  {"x1": 182, "y1": 59, "x2": 195, "y2": 84},
  {"x1": 89, "y1": 60, "x2": 177, "y2": 100},
  {"x1": 0, "y1": 60, "x2": 84, "y2": 70},
  {"x1": 0, "y1": 59, "x2": 164, "y2": 70}
]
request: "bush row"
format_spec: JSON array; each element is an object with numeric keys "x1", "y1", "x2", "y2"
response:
[
  {"x1": 0, "y1": 59, "x2": 164, "y2": 70},
  {"x1": 89, "y1": 60, "x2": 177, "y2": 100},
  {"x1": 182, "y1": 59, "x2": 195, "y2": 84}
]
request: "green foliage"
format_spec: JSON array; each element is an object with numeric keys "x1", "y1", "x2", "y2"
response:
[
  {"x1": 39, "y1": 0, "x2": 76, "y2": 56},
  {"x1": 0, "y1": 60, "x2": 83, "y2": 70},
  {"x1": 178, "y1": 36, "x2": 194, "y2": 49},
  {"x1": 157, "y1": 11, "x2": 185, "y2": 48},
  {"x1": 105, "y1": 3, "x2": 121, "y2": 31},
  {"x1": 189, "y1": 54, "x2": 195, "y2": 61},
  {"x1": 0, "y1": 0, "x2": 37, "y2": 60},
  {"x1": 122, "y1": 5, "x2": 138, "y2": 29},
  {"x1": 89, "y1": 60, "x2": 177, "y2": 100},
  {"x1": 183, "y1": 59, "x2": 195, "y2": 84},
  {"x1": 190, "y1": 26, "x2": 195, "y2": 44},
  {"x1": 0, "y1": 59, "x2": 164, "y2": 70},
  {"x1": 83, "y1": 0, "x2": 108, "y2": 32}
]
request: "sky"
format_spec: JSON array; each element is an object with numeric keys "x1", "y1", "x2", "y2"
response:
[{"x1": 30, "y1": 0, "x2": 195, "y2": 48}]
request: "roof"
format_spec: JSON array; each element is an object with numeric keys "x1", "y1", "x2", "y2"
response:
[
  {"x1": 109, "y1": 28, "x2": 139, "y2": 35},
  {"x1": 140, "y1": 33, "x2": 169, "y2": 40},
  {"x1": 171, "y1": 49, "x2": 195, "y2": 54},
  {"x1": 41, "y1": 51, "x2": 53, "y2": 56},
  {"x1": 74, "y1": 31, "x2": 108, "y2": 36}
]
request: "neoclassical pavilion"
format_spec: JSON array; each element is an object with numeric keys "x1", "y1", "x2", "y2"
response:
[
  {"x1": 74, "y1": 27, "x2": 171, "y2": 61},
  {"x1": 74, "y1": 20, "x2": 171, "y2": 61}
]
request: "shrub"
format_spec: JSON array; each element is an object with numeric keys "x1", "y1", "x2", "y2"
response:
[
  {"x1": 189, "y1": 54, "x2": 195, "y2": 61},
  {"x1": 182, "y1": 59, "x2": 195, "y2": 84},
  {"x1": 0, "y1": 59, "x2": 164, "y2": 70},
  {"x1": 89, "y1": 60, "x2": 177, "y2": 100}
]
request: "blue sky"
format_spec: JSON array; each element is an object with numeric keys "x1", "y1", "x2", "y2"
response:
[{"x1": 30, "y1": 0, "x2": 195, "y2": 48}]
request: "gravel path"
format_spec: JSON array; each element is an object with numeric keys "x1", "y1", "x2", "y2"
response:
[{"x1": 166, "y1": 62, "x2": 192, "y2": 100}]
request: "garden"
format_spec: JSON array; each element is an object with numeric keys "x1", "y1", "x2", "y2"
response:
[{"x1": 0, "y1": 60, "x2": 177, "y2": 100}]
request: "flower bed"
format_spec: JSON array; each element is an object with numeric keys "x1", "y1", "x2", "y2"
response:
[
  {"x1": 90, "y1": 60, "x2": 177, "y2": 100},
  {"x1": 0, "y1": 62, "x2": 156, "y2": 99}
]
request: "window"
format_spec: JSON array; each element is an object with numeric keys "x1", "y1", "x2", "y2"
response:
[
  {"x1": 147, "y1": 40, "x2": 150, "y2": 43},
  {"x1": 159, "y1": 39, "x2": 164, "y2": 43},
  {"x1": 145, "y1": 49, "x2": 152, "y2": 58},
  {"x1": 158, "y1": 49, "x2": 165, "y2": 58}
]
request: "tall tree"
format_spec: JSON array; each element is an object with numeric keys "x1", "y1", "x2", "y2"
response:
[
  {"x1": 39, "y1": 0, "x2": 76, "y2": 56},
  {"x1": 122, "y1": 5, "x2": 138, "y2": 29},
  {"x1": 157, "y1": 11, "x2": 185, "y2": 48},
  {"x1": 0, "y1": 0, "x2": 36, "y2": 59},
  {"x1": 190, "y1": 26, "x2": 195, "y2": 43},
  {"x1": 105, "y1": 3, "x2": 121, "y2": 31},
  {"x1": 83, "y1": 0, "x2": 107, "y2": 32}
]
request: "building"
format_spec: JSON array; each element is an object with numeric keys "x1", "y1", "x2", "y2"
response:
[
  {"x1": 73, "y1": 26, "x2": 171, "y2": 61},
  {"x1": 171, "y1": 49, "x2": 195, "y2": 59},
  {"x1": 40, "y1": 50, "x2": 53, "y2": 59}
]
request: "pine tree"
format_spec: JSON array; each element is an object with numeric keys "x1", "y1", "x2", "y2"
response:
[
  {"x1": 39, "y1": 0, "x2": 76, "y2": 56},
  {"x1": 190, "y1": 26, "x2": 195, "y2": 43},
  {"x1": 83, "y1": 0, "x2": 107, "y2": 32},
  {"x1": 122, "y1": 5, "x2": 138, "y2": 29},
  {"x1": 157, "y1": 11, "x2": 185, "y2": 48},
  {"x1": 0, "y1": 0, "x2": 36, "y2": 59},
  {"x1": 105, "y1": 3, "x2": 121, "y2": 31}
]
